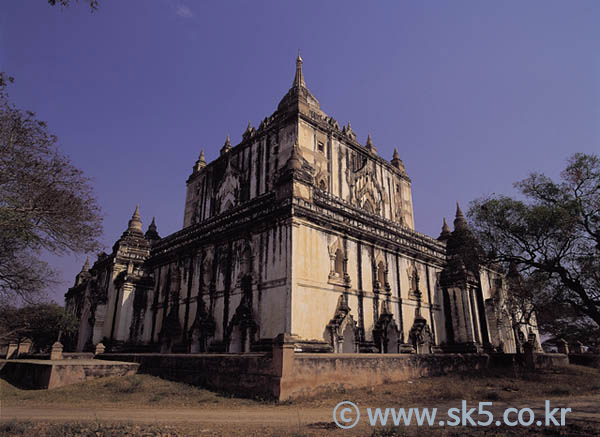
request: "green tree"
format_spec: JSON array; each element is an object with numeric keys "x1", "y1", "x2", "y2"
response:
[
  {"x1": 0, "y1": 73, "x2": 103, "y2": 303},
  {"x1": 0, "y1": 303, "x2": 79, "y2": 352},
  {"x1": 468, "y1": 153, "x2": 600, "y2": 334}
]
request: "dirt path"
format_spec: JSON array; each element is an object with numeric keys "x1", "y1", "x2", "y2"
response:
[{"x1": 2, "y1": 395, "x2": 599, "y2": 428}]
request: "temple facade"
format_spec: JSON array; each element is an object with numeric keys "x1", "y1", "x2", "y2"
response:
[{"x1": 66, "y1": 56, "x2": 540, "y2": 355}]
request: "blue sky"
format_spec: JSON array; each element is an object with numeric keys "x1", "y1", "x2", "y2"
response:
[{"x1": 1, "y1": 1, "x2": 599, "y2": 303}]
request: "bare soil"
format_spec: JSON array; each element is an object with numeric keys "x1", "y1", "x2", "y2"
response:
[{"x1": 1, "y1": 364, "x2": 599, "y2": 436}]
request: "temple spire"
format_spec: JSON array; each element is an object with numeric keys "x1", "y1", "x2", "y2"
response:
[
  {"x1": 148, "y1": 217, "x2": 157, "y2": 231},
  {"x1": 443, "y1": 217, "x2": 451, "y2": 233},
  {"x1": 127, "y1": 205, "x2": 143, "y2": 232},
  {"x1": 438, "y1": 217, "x2": 451, "y2": 241},
  {"x1": 293, "y1": 51, "x2": 306, "y2": 88},
  {"x1": 81, "y1": 257, "x2": 90, "y2": 272},
  {"x1": 454, "y1": 201, "x2": 467, "y2": 230},
  {"x1": 145, "y1": 216, "x2": 160, "y2": 241}
]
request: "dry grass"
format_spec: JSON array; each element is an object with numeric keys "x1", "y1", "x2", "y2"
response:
[
  {"x1": 371, "y1": 422, "x2": 600, "y2": 437},
  {"x1": 1, "y1": 420, "x2": 599, "y2": 437},
  {"x1": 289, "y1": 364, "x2": 600, "y2": 408},
  {"x1": 0, "y1": 374, "x2": 260, "y2": 409},
  {"x1": 1, "y1": 365, "x2": 598, "y2": 436},
  {"x1": 1, "y1": 364, "x2": 598, "y2": 411}
]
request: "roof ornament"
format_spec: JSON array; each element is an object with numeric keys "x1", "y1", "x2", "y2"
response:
[
  {"x1": 365, "y1": 134, "x2": 377, "y2": 153},
  {"x1": 287, "y1": 139, "x2": 302, "y2": 171},
  {"x1": 243, "y1": 121, "x2": 256, "y2": 140},
  {"x1": 194, "y1": 149, "x2": 207, "y2": 171},
  {"x1": 342, "y1": 122, "x2": 356, "y2": 141},
  {"x1": 391, "y1": 148, "x2": 405, "y2": 173},
  {"x1": 220, "y1": 135, "x2": 232, "y2": 156},
  {"x1": 438, "y1": 217, "x2": 452, "y2": 241}
]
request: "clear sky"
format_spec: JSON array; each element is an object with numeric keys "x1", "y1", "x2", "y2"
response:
[{"x1": 1, "y1": 1, "x2": 598, "y2": 303}]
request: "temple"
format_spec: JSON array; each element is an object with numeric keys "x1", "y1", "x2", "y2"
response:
[{"x1": 66, "y1": 55, "x2": 541, "y2": 355}]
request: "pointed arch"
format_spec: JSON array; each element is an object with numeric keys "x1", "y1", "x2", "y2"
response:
[
  {"x1": 326, "y1": 294, "x2": 358, "y2": 353},
  {"x1": 373, "y1": 301, "x2": 400, "y2": 353},
  {"x1": 226, "y1": 299, "x2": 258, "y2": 353}
]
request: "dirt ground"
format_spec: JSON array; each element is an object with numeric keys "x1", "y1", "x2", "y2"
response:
[{"x1": 1, "y1": 364, "x2": 599, "y2": 436}]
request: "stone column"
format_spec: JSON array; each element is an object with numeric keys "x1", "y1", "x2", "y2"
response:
[
  {"x1": 116, "y1": 282, "x2": 135, "y2": 341},
  {"x1": 328, "y1": 254, "x2": 336, "y2": 277},
  {"x1": 92, "y1": 305, "x2": 107, "y2": 345}
]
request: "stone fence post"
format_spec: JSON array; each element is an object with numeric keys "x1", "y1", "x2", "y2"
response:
[
  {"x1": 6, "y1": 342, "x2": 18, "y2": 359},
  {"x1": 557, "y1": 338, "x2": 569, "y2": 355},
  {"x1": 94, "y1": 342, "x2": 106, "y2": 355},
  {"x1": 571, "y1": 341, "x2": 585, "y2": 354},
  {"x1": 17, "y1": 338, "x2": 32, "y2": 357},
  {"x1": 50, "y1": 341, "x2": 63, "y2": 360},
  {"x1": 523, "y1": 341, "x2": 535, "y2": 370}
]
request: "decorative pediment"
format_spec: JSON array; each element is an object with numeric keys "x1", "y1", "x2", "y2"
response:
[
  {"x1": 216, "y1": 159, "x2": 240, "y2": 213},
  {"x1": 373, "y1": 302, "x2": 401, "y2": 353},
  {"x1": 326, "y1": 294, "x2": 358, "y2": 353},
  {"x1": 349, "y1": 167, "x2": 384, "y2": 214}
]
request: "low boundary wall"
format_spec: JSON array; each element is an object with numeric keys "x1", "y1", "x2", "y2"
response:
[
  {"x1": 569, "y1": 354, "x2": 600, "y2": 369},
  {"x1": 96, "y1": 353, "x2": 278, "y2": 400},
  {"x1": 0, "y1": 359, "x2": 139, "y2": 389},
  {"x1": 96, "y1": 335, "x2": 571, "y2": 400}
]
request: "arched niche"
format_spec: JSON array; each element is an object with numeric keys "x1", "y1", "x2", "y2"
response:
[{"x1": 326, "y1": 294, "x2": 358, "y2": 353}]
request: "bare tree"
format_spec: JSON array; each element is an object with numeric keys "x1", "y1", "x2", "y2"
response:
[{"x1": 0, "y1": 73, "x2": 103, "y2": 303}]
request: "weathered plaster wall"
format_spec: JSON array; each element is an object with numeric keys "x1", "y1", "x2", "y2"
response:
[
  {"x1": 146, "y1": 221, "x2": 292, "y2": 352},
  {"x1": 297, "y1": 117, "x2": 414, "y2": 229},
  {"x1": 290, "y1": 218, "x2": 446, "y2": 351}
]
